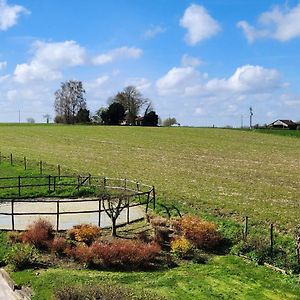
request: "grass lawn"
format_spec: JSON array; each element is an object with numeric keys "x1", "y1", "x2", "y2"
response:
[
  {"x1": 10, "y1": 255, "x2": 300, "y2": 300},
  {"x1": 0, "y1": 124, "x2": 300, "y2": 229}
]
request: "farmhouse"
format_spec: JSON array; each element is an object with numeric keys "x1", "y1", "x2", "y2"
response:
[{"x1": 268, "y1": 119, "x2": 298, "y2": 130}]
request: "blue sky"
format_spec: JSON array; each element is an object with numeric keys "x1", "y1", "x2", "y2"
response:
[{"x1": 1, "y1": 0, "x2": 300, "y2": 126}]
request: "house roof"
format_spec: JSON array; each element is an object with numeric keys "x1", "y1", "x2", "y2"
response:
[{"x1": 269, "y1": 119, "x2": 296, "y2": 127}]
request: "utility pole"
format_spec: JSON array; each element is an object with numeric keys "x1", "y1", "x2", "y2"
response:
[
  {"x1": 241, "y1": 115, "x2": 243, "y2": 128},
  {"x1": 18, "y1": 110, "x2": 20, "y2": 124},
  {"x1": 249, "y1": 107, "x2": 253, "y2": 129}
]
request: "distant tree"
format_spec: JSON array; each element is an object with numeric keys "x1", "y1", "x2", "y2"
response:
[
  {"x1": 114, "y1": 86, "x2": 147, "y2": 125},
  {"x1": 54, "y1": 80, "x2": 86, "y2": 124},
  {"x1": 43, "y1": 114, "x2": 51, "y2": 124},
  {"x1": 26, "y1": 117, "x2": 35, "y2": 124},
  {"x1": 163, "y1": 117, "x2": 177, "y2": 127},
  {"x1": 76, "y1": 108, "x2": 90, "y2": 123},
  {"x1": 142, "y1": 111, "x2": 159, "y2": 126},
  {"x1": 105, "y1": 102, "x2": 125, "y2": 125}
]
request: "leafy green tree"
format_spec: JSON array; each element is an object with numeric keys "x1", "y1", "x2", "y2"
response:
[
  {"x1": 76, "y1": 108, "x2": 90, "y2": 123},
  {"x1": 142, "y1": 111, "x2": 158, "y2": 126}
]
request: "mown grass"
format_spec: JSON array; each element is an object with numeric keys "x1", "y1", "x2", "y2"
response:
[
  {"x1": 0, "y1": 124, "x2": 300, "y2": 230},
  {"x1": 10, "y1": 256, "x2": 300, "y2": 300}
]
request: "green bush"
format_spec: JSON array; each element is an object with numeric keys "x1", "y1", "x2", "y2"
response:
[{"x1": 5, "y1": 243, "x2": 39, "y2": 271}]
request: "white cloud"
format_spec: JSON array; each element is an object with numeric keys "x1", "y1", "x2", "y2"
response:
[
  {"x1": 156, "y1": 66, "x2": 201, "y2": 96},
  {"x1": 125, "y1": 77, "x2": 151, "y2": 92},
  {"x1": 205, "y1": 65, "x2": 281, "y2": 94},
  {"x1": 180, "y1": 4, "x2": 221, "y2": 45},
  {"x1": 0, "y1": 74, "x2": 10, "y2": 82},
  {"x1": 92, "y1": 47, "x2": 143, "y2": 65},
  {"x1": 238, "y1": 3, "x2": 300, "y2": 42},
  {"x1": 195, "y1": 107, "x2": 205, "y2": 115},
  {"x1": 144, "y1": 25, "x2": 166, "y2": 39},
  {"x1": 181, "y1": 54, "x2": 202, "y2": 67},
  {"x1": 85, "y1": 75, "x2": 109, "y2": 90},
  {"x1": 0, "y1": 61, "x2": 7, "y2": 70},
  {"x1": 33, "y1": 40, "x2": 86, "y2": 68},
  {"x1": 13, "y1": 40, "x2": 86, "y2": 83},
  {"x1": 0, "y1": 0, "x2": 29, "y2": 31},
  {"x1": 157, "y1": 64, "x2": 282, "y2": 97}
]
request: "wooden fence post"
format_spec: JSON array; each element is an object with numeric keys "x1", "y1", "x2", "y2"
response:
[
  {"x1": 244, "y1": 216, "x2": 248, "y2": 240},
  {"x1": 48, "y1": 175, "x2": 51, "y2": 192},
  {"x1": 103, "y1": 177, "x2": 106, "y2": 189},
  {"x1": 24, "y1": 157, "x2": 27, "y2": 170},
  {"x1": 152, "y1": 186, "x2": 156, "y2": 210},
  {"x1": 53, "y1": 176, "x2": 56, "y2": 192},
  {"x1": 124, "y1": 178, "x2": 127, "y2": 190},
  {"x1": 88, "y1": 174, "x2": 91, "y2": 185},
  {"x1": 39, "y1": 161, "x2": 43, "y2": 175},
  {"x1": 77, "y1": 175, "x2": 80, "y2": 192},
  {"x1": 56, "y1": 201, "x2": 60, "y2": 231},
  {"x1": 18, "y1": 176, "x2": 21, "y2": 196},
  {"x1": 127, "y1": 197, "x2": 130, "y2": 224},
  {"x1": 98, "y1": 199, "x2": 101, "y2": 227},
  {"x1": 10, "y1": 153, "x2": 13, "y2": 166},
  {"x1": 11, "y1": 199, "x2": 15, "y2": 231},
  {"x1": 58, "y1": 165, "x2": 61, "y2": 180},
  {"x1": 270, "y1": 223, "x2": 274, "y2": 255}
]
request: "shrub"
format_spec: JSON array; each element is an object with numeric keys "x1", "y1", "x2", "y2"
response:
[
  {"x1": 7, "y1": 231, "x2": 22, "y2": 244},
  {"x1": 21, "y1": 218, "x2": 54, "y2": 250},
  {"x1": 177, "y1": 215, "x2": 222, "y2": 250},
  {"x1": 54, "y1": 283, "x2": 165, "y2": 300},
  {"x1": 67, "y1": 240, "x2": 161, "y2": 269},
  {"x1": 171, "y1": 237, "x2": 193, "y2": 258},
  {"x1": 150, "y1": 216, "x2": 168, "y2": 227},
  {"x1": 50, "y1": 237, "x2": 69, "y2": 257},
  {"x1": 154, "y1": 226, "x2": 171, "y2": 248},
  {"x1": 5, "y1": 243, "x2": 38, "y2": 271},
  {"x1": 67, "y1": 224, "x2": 101, "y2": 245}
]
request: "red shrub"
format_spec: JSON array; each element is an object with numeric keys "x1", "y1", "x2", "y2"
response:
[
  {"x1": 50, "y1": 237, "x2": 68, "y2": 256},
  {"x1": 21, "y1": 218, "x2": 54, "y2": 250},
  {"x1": 66, "y1": 240, "x2": 161, "y2": 269},
  {"x1": 178, "y1": 215, "x2": 222, "y2": 250}
]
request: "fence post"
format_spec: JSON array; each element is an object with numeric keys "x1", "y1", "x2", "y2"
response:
[
  {"x1": 136, "y1": 182, "x2": 141, "y2": 202},
  {"x1": 39, "y1": 161, "x2": 43, "y2": 175},
  {"x1": 270, "y1": 223, "x2": 274, "y2": 255},
  {"x1": 11, "y1": 200, "x2": 15, "y2": 231},
  {"x1": 10, "y1": 153, "x2": 13, "y2": 165},
  {"x1": 24, "y1": 157, "x2": 27, "y2": 170},
  {"x1": 88, "y1": 174, "x2": 91, "y2": 185},
  {"x1": 127, "y1": 197, "x2": 130, "y2": 224},
  {"x1": 18, "y1": 176, "x2": 21, "y2": 196},
  {"x1": 124, "y1": 178, "x2": 127, "y2": 190},
  {"x1": 98, "y1": 199, "x2": 101, "y2": 227},
  {"x1": 48, "y1": 175, "x2": 51, "y2": 192},
  {"x1": 77, "y1": 175, "x2": 80, "y2": 192},
  {"x1": 243, "y1": 216, "x2": 248, "y2": 240},
  {"x1": 58, "y1": 165, "x2": 61, "y2": 180},
  {"x1": 152, "y1": 186, "x2": 156, "y2": 210},
  {"x1": 56, "y1": 201, "x2": 60, "y2": 231},
  {"x1": 53, "y1": 176, "x2": 56, "y2": 192},
  {"x1": 103, "y1": 177, "x2": 106, "y2": 189}
]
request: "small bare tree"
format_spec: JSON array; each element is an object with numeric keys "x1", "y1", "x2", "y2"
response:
[{"x1": 102, "y1": 193, "x2": 129, "y2": 237}]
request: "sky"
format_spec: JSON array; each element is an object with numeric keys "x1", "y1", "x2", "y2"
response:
[{"x1": 1, "y1": 0, "x2": 300, "y2": 126}]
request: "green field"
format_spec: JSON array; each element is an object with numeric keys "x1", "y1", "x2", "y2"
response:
[
  {"x1": 0, "y1": 124, "x2": 299, "y2": 229},
  {"x1": 1, "y1": 124, "x2": 300, "y2": 299}
]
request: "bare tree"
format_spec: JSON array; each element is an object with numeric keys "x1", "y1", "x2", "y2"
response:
[
  {"x1": 54, "y1": 80, "x2": 86, "y2": 124},
  {"x1": 114, "y1": 86, "x2": 148, "y2": 125},
  {"x1": 102, "y1": 193, "x2": 129, "y2": 237}
]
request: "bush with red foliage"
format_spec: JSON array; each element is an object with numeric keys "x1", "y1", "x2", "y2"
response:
[
  {"x1": 21, "y1": 218, "x2": 54, "y2": 250},
  {"x1": 66, "y1": 239, "x2": 161, "y2": 269},
  {"x1": 67, "y1": 224, "x2": 101, "y2": 245},
  {"x1": 176, "y1": 215, "x2": 222, "y2": 251},
  {"x1": 50, "y1": 237, "x2": 69, "y2": 256}
]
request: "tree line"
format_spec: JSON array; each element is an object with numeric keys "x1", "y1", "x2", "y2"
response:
[{"x1": 54, "y1": 80, "x2": 178, "y2": 126}]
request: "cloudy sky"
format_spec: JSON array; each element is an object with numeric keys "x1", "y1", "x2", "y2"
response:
[{"x1": 1, "y1": 0, "x2": 300, "y2": 126}]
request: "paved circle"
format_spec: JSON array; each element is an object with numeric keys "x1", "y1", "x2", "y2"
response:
[{"x1": 0, "y1": 198, "x2": 145, "y2": 230}]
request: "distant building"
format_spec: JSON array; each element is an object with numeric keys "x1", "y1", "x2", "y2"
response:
[{"x1": 268, "y1": 119, "x2": 298, "y2": 130}]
